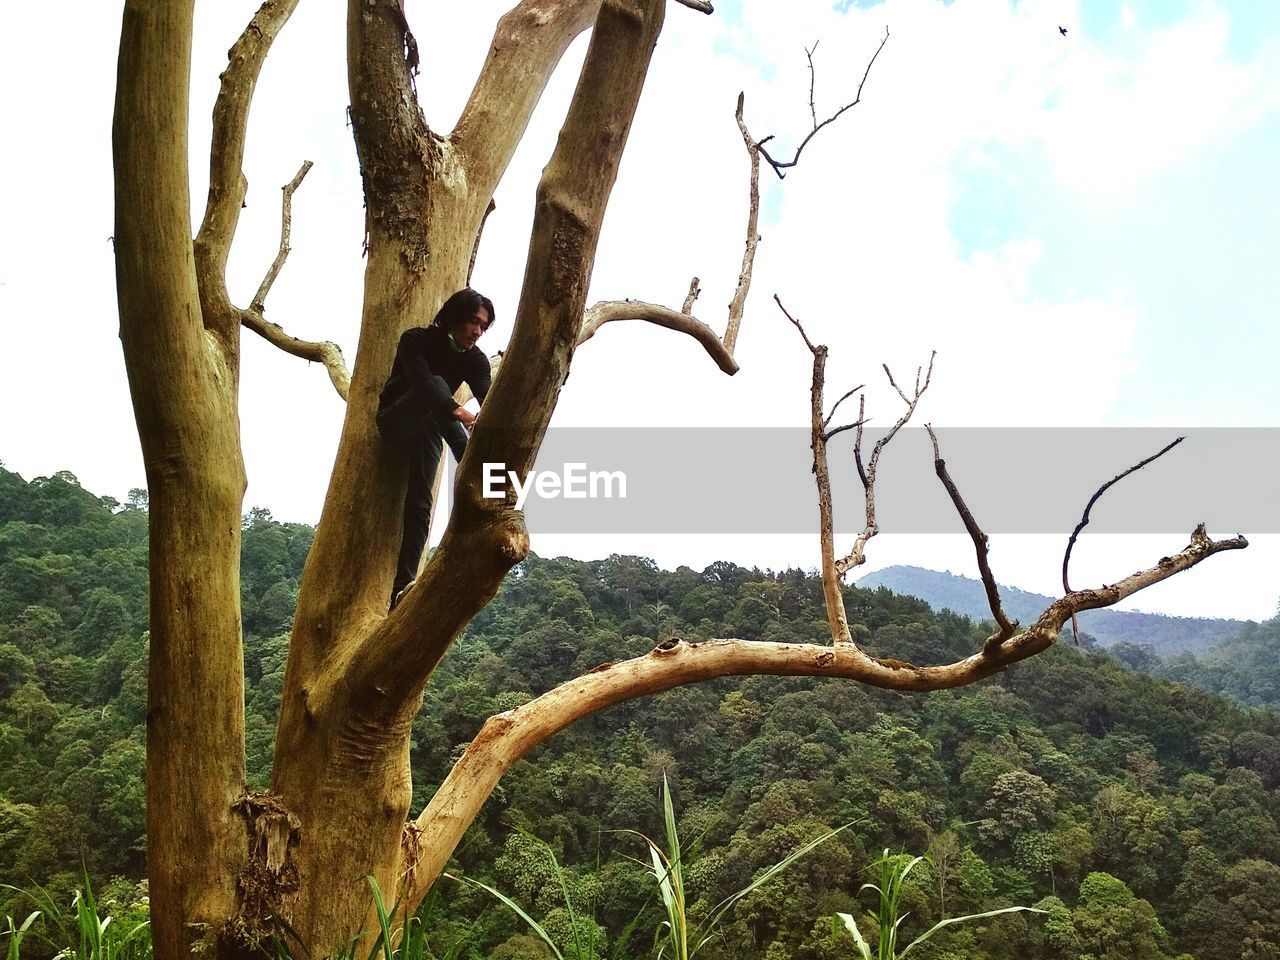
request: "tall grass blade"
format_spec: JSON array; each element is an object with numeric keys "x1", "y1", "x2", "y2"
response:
[
  {"x1": 897, "y1": 905, "x2": 1045, "y2": 958},
  {"x1": 448, "y1": 874, "x2": 567, "y2": 960},
  {"x1": 692, "y1": 822, "x2": 853, "y2": 956},
  {"x1": 835, "y1": 912, "x2": 873, "y2": 960}
]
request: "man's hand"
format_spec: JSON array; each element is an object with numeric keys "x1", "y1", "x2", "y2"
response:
[{"x1": 453, "y1": 406, "x2": 477, "y2": 432}]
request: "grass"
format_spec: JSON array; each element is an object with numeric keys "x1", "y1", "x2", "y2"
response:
[
  {"x1": 835, "y1": 849, "x2": 1044, "y2": 959},
  {"x1": 1, "y1": 876, "x2": 150, "y2": 960}
]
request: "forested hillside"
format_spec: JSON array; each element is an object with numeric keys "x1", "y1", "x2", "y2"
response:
[{"x1": 3, "y1": 465, "x2": 1280, "y2": 959}]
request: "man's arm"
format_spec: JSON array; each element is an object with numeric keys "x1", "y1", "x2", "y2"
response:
[{"x1": 398, "y1": 329, "x2": 462, "y2": 420}]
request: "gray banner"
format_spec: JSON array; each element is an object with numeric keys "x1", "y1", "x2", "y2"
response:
[{"x1": 447, "y1": 428, "x2": 1271, "y2": 534}]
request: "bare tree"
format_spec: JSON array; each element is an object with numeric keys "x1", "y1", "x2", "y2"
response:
[{"x1": 111, "y1": 2, "x2": 1244, "y2": 957}]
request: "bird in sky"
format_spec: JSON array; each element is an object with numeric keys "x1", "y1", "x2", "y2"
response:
[{"x1": 1059, "y1": 25, "x2": 1069, "y2": 36}]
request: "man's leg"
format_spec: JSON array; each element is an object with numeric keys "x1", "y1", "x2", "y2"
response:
[{"x1": 391, "y1": 429, "x2": 445, "y2": 607}]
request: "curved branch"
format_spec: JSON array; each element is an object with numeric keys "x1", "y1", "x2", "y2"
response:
[
  {"x1": 240, "y1": 309, "x2": 351, "y2": 400},
  {"x1": 579, "y1": 300, "x2": 739, "y2": 374},
  {"x1": 194, "y1": 0, "x2": 302, "y2": 329},
  {"x1": 1062, "y1": 436, "x2": 1185, "y2": 593},
  {"x1": 407, "y1": 524, "x2": 1245, "y2": 906}
]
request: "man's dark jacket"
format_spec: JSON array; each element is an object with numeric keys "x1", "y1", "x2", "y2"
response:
[{"x1": 376, "y1": 325, "x2": 491, "y2": 444}]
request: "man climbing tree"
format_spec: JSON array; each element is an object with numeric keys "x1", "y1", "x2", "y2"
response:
[{"x1": 377, "y1": 288, "x2": 495, "y2": 610}]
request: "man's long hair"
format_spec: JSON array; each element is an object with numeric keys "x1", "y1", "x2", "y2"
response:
[{"x1": 431, "y1": 288, "x2": 495, "y2": 332}]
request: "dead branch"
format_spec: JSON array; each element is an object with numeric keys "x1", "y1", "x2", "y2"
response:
[
  {"x1": 824, "y1": 385, "x2": 861, "y2": 430},
  {"x1": 579, "y1": 300, "x2": 739, "y2": 375},
  {"x1": 682, "y1": 277, "x2": 701, "y2": 315},
  {"x1": 1062, "y1": 436, "x2": 1185, "y2": 593},
  {"x1": 407, "y1": 523, "x2": 1245, "y2": 907},
  {"x1": 757, "y1": 28, "x2": 889, "y2": 180},
  {"x1": 193, "y1": 0, "x2": 303, "y2": 333},
  {"x1": 251, "y1": 161, "x2": 313, "y2": 312},
  {"x1": 776, "y1": 294, "x2": 855, "y2": 644},
  {"x1": 836, "y1": 353, "x2": 934, "y2": 576},
  {"x1": 925, "y1": 424, "x2": 1016, "y2": 648},
  {"x1": 240, "y1": 309, "x2": 350, "y2": 400},
  {"x1": 674, "y1": 0, "x2": 714, "y2": 11},
  {"x1": 724, "y1": 93, "x2": 763, "y2": 356},
  {"x1": 806, "y1": 41, "x2": 820, "y2": 130}
]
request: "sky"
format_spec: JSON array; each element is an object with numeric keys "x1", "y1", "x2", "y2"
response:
[{"x1": 3, "y1": 0, "x2": 1278, "y2": 621}]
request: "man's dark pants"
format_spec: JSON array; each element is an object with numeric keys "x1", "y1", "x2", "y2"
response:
[{"x1": 378, "y1": 387, "x2": 468, "y2": 605}]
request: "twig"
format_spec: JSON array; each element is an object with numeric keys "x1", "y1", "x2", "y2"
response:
[
  {"x1": 824, "y1": 385, "x2": 862, "y2": 429},
  {"x1": 773, "y1": 293, "x2": 818, "y2": 355},
  {"x1": 682, "y1": 277, "x2": 701, "y2": 315},
  {"x1": 757, "y1": 28, "x2": 889, "y2": 180},
  {"x1": 1062, "y1": 436, "x2": 1186, "y2": 594},
  {"x1": 925, "y1": 424, "x2": 1017, "y2": 649},
  {"x1": 823, "y1": 420, "x2": 865, "y2": 443},
  {"x1": 251, "y1": 161, "x2": 313, "y2": 312},
  {"x1": 854, "y1": 395, "x2": 868, "y2": 488},
  {"x1": 805, "y1": 40, "x2": 820, "y2": 130},
  {"x1": 835, "y1": 354, "x2": 934, "y2": 576}
]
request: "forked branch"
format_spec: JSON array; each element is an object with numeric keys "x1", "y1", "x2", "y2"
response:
[
  {"x1": 924, "y1": 424, "x2": 1016, "y2": 648},
  {"x1": 837, "y1": 352, "x2": 934, "y2": 576},
  {"x1": 237, "y1": 162, "x2": 351, "y2": 400},
  {"x1": 756, "y1": 28, "x2": 889, "y2": 180},
  {"x1": 194, "y1": 0, "x2": 303, "y2": 331}
]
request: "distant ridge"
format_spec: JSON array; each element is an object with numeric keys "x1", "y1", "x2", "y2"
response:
[{"x1": 854, "y1": 565, "x2": 1250, "y2": 655}]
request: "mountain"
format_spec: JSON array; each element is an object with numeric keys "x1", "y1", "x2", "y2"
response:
[{"x1": 854, "y1": 564, "x2": 1250, "y2": 655}]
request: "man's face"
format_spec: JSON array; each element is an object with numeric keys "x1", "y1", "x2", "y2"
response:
[{"x1": 455, "y1": 307, "x2": 489, "y2": 349}]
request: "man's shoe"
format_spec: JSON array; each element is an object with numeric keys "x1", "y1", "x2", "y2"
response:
[{"x1": 390, "y1": 580, "x2": 415, "y2": 611}]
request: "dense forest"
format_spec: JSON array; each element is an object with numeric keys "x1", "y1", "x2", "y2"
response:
[{"x1": 3, "y1": 465, "x2": 1280, "y2": 959}]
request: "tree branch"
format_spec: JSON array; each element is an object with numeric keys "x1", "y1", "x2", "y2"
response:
[
  {"x1": 674, "y1": 0, "x2": 714, "y2": 12},
  {"x1": 775, "y1": 294, "x2": 854, "y2": 644},
  {"x1": 682, "y1": 277, "x2": 701, "y2": 315},
  {"x1": 757, "y1": 28, "x2": 889, "y2": 180},
  {"x1": 240, "y1": 309, "x2": 351, "y2": 400},
  {"x1": 251, "y1": 161, "x2": 313, "y2": 313},
  {"x1": 194, "y1": 0, "x2": 303, "y2": 334},
  {"x1": 1062, "y1": 436, "x2": 1185, "y2": 594},
  {"x1": 407, "y1": 523, "x2": 1245, "y2": 908},
  {"x1": 924, "y1": 424, "x2": 1016, "y2": 648},
  {"x1": 579, "y1": 300, "x2": 739, "y2": 374},
  {"x1": 836, "y1": 353, "x2": 934, "y2": 576},
  {"x1": 451, "y1": 0, "x2": 603, "y2": 202},
  {"x1": 724, "y1": 93, "x2": 762, "y2": 356}
]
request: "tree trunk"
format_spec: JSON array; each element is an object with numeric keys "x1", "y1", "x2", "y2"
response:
[{"x1": 114, "y1": 3, "x2": 248, "y2": 956}]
